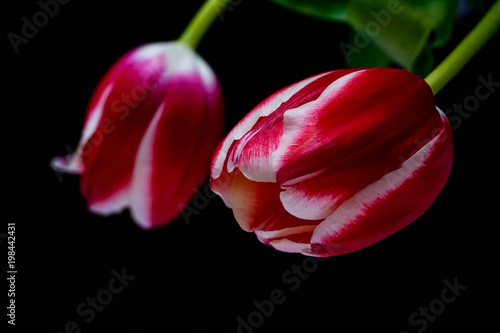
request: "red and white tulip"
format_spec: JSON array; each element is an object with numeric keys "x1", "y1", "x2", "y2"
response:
[
  {"x1": 52, "y1": 42, "x2": 224, "y2": 229},
  {"x1": 210, "y1": 68, "x2": 453, "y2": 256}
]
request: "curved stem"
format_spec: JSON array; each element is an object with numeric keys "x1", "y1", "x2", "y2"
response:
[
  {"x1": 178, "y1": 0, "x2": 233, "y2": 50},
  {"x1": 424, "y1": 0, "x2": 500, "y2": 95}
]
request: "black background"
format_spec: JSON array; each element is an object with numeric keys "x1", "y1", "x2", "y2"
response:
[{"x1": 3, "y1": 0, "x2": 499, "y2": 332}]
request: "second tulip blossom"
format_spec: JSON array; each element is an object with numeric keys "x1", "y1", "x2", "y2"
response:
[
  {"x1": 211, "y1": 68, "x2": 453, "y2": 256},
  {"x1": 53, "y1": 42, "x2": 224, "y2": 229}
]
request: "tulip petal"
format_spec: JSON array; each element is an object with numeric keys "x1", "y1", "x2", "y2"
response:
[
  {"x1": 210, "y1": 162, "x2": 236, "y2": 208},
  {"x1": 226, "y1": 112, "x2": 283, "y2": 183},
  {"x1": 130, "y1": 73, "x2": 223, "y2": 229},
  {"x1": 211, "y1": 71, "x2": 338, "y2": 187},
  {"x1": 275, "y1": 68, "x2": 443, "y2": 221},
  {"x1": 230, "y1": 170, "x2": 321, "y2": 232},
  {"x1": 308, "y1": 110, "x2": 452, "y2": 256}
]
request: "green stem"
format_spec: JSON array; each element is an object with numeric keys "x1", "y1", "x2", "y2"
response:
[
  {"x1": 424, "y1": 0, "x2": 500, "y2": 95},
  {"x1": 178, "y1": 0, "x2": 233, "y2": 50}
]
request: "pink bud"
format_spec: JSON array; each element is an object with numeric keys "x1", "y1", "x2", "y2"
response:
[
  {"x1": 53, "y1": 42, "x2": 224, "y2": 229},
  {"x1": 211, "y1": 68, "x2": 452, "y2": 256}
]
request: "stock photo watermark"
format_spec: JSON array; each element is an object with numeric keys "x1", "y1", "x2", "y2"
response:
[
  {"x1": 339, "y1": 0, "x2": 403, "y2": 63},
  {"x1": 5, "y1": 222, "x2": 17, "y2": 326},
  {"x1": 224, "y1": 255, "x2": 328, "y2": 333},
  {"x1": 49, "y1": 267, "x2": 135, "y2": 333},
  {"x1": 444, "y1": 73, "x2": 499, "y2": 130},
  {"x1": 178, "y1": 182, "x2": 218, "y2": 224},
  {"x1": 400, "y1": 276, "x2": 467, "y2": 333},
  {"x1": 178, "y1": 170, "x2": 232, "y2": 224},
  {"x1": 7, "y1": 0, "x2": 71, "y2": 54}
]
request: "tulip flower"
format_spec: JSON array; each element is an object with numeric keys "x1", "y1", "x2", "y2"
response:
[
  {"x1": 52, "y1": 41, "x2": 224, "y2": 229},
  {"x1": 210, "y1": 68, "x2": 453, "y2": 256}
]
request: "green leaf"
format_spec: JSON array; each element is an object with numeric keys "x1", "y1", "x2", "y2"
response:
[
  {"x1": 346, "y1": 0, "x2": 458, "y2": 76},
  {"x1": 271, "y1": 0, "x2": 459, "y2": 76}
]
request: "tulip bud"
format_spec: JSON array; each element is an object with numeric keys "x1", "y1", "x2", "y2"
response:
[
  {"x1": 52, "y1": 42, "x2": 224, "y2": 229},
  {"x1": 210, "y1": 68, "x2": 452, "y2": 256}
]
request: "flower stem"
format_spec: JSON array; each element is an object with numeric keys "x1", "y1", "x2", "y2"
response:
[
  {"x1": 424, "y1": 0, "x2": 500, "y2": 95},
  {"x1": 178, "y1": 0, "x2": 233, "y2": 50}
]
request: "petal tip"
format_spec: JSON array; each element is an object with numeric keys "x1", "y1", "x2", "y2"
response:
[{"x1": 50, "y1": 155, "x2": 84, "y2": 175}]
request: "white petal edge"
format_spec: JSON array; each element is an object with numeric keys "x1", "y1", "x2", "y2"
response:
[
  {"x1": 255, "y1": 225, "x2": 317, "y2": 242},
  {"x1": 87, "y1": 187, "x2": 130, "y2": 216},
  {"x1": 133, "y1": 42, "x2": 217, "y2": 97},
  {"x1": 128, "y1": 102, "x2": 166, "y2": 230},
  {"x1": 269, "y1": 238, "x2": 312, "y2": 254}
]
